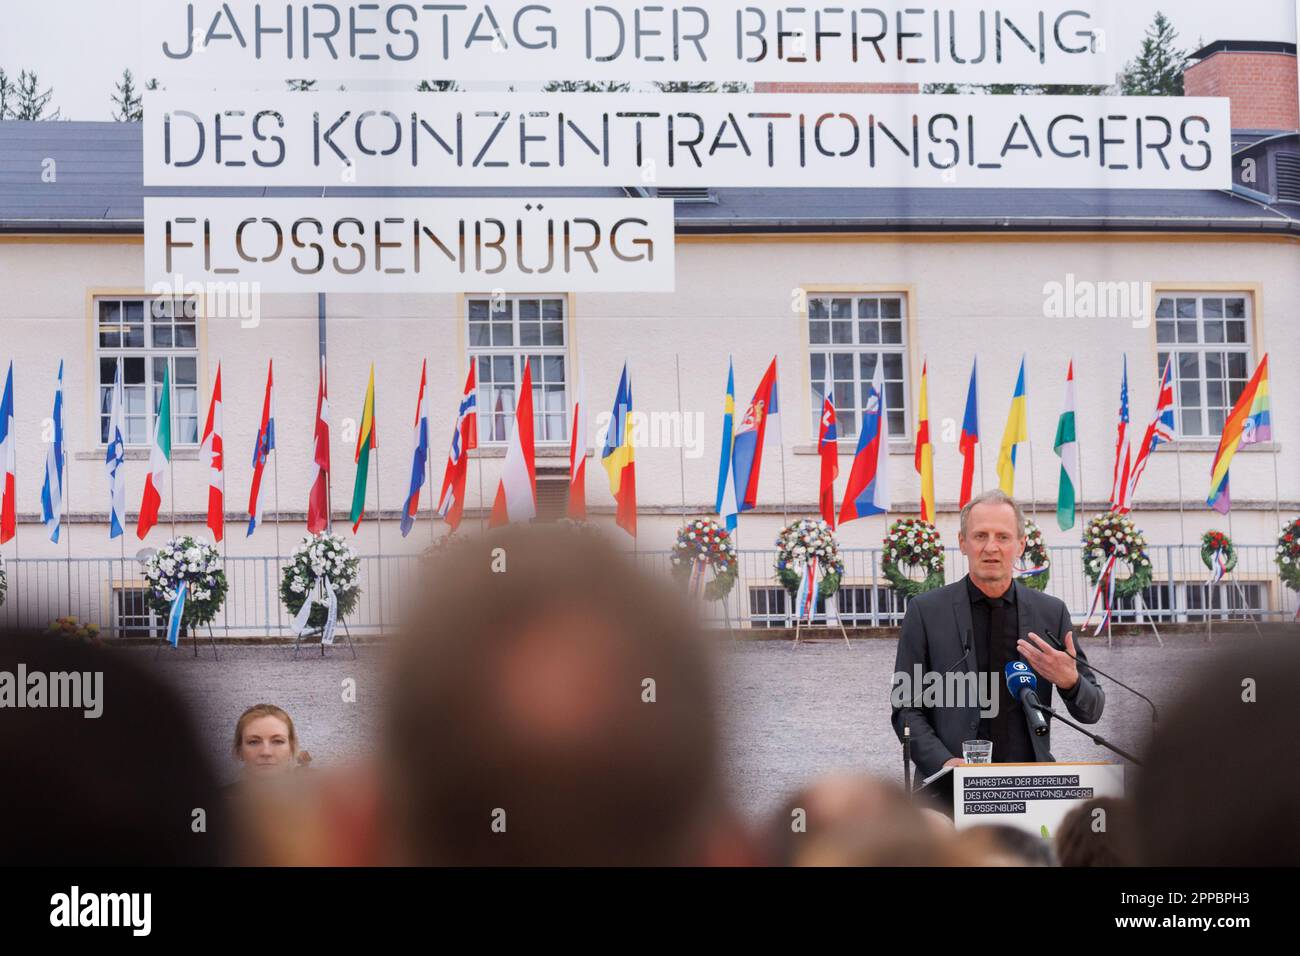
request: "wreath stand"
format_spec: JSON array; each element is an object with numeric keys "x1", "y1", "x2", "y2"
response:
[
  {"x1": 1205, "y1": 573, "x2": 1263, "y2": 643},
  {"x1": 291, "y1": 618, "x2": 357, "y2": 661},
  {"x1": 155, "y1": 622, "x2": 220, "y2": 660},
  {"x1": 791, "y1": 582, "x2": 852, "y2": 650}
]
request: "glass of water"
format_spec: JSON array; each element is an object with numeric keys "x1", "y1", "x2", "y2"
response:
[{"x1": 962, "y1": 740, "x2": 993, "y2": 764}]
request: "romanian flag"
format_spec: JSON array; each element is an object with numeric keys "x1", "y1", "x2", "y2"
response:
[
  {"x1": 914, "y1": 359, "x2": 935, "y2": 522},
  {"x1": 601, "y1": 362, "x2": 636, "y2": 537},
  {"x1": 996, "y1": 357, "x2": 1028, "y2": 496},
  {"x1": 350, "y1": 364, "x2": 378, "y2": 532},
  {"x1": 1207, "y1": 354, "x2": 1271, "y2": 514}
]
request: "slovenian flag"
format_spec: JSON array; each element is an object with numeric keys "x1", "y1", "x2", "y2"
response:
[
  {"x1": 246, "y1": 361, "x2": 276, "y2": 537},
  {"x1": 41, "y1": 361, "x2": 65, "y2": 543},
  {"x1": 731, "y1": 358, "x2": 780, "y2": 515},
  {"x1": 996, "y1": 356, "x2": 1028, "y2": 496},
  {"x1": 401, "y1": 360, "x2": 430, "y2": 538},
  {"x1": 1208, "y1": 354, "x2": 1271, "y2": 514},
  {"x1": 839, "y1": 360, "x2": 891, "y2": 524},
  {"x1": 600, "y1": 362, "x2": 637, "y2": 537},
  {"x1": 136, "y1": 363, "x2": 172, "y2": 539},
  {"x1": 0, "y1": 362, "x2": 15, "y2": 544}
]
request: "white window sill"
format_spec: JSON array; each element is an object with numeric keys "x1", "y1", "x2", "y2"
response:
[
  {"x1": 76, "y1": 449, "x2": 202, "y2": 462},
  {"x1": 793, "y1": 441, "x2": 915, "y2": 456}
]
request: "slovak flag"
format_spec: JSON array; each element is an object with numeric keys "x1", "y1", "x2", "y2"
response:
[
  {"x1": 437, "y1": 359, "x2": 478, "y2": 533},
  {"x1": 817, "y1": 367, "x2": 839, "y2": 529},
  {"x1": 1124, "y1": 357, "x2": 1177, "y2": 509},
  {"x1": 0, "y1": 362, "x2": 15, "y2": 544},
  {"x1": 839, "y1": 360, "x2": 891, "y2": 524},
  {"x1": 401, "y1": 360, "x2": 431, "y2": 538},
  {"x1": 246, "y1": 361, "x2": 276, "y2": 537},
  {"x1": 730, "y1": 358, "x2": 780, "y2": 514},
  {"x1": 200, "y1": 364, "x2": 225, "y2": 542}
]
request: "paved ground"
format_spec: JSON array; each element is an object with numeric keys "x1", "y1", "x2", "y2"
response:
[{"x1": 142, "y1": 631, "x2": 1265, "y2": 822}]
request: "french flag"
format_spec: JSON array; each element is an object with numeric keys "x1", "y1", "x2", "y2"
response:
[
  {"x1": 839, "y1": 361, "x2": 891, "y2": 524},
  {"x1": 401, "y1": 360, "x2": 431, "y2": 537},
  {"x1": 0, "y1": 362, "x2": 15, "y2": 544},
  {"x1": 730, "y1": 358, "x2": 780, "y2": 513}
]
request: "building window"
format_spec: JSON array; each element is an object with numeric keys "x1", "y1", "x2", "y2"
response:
[
  {"x1": 468, "y1": 296, "x2": 568, "y2": 445},
  {"x1": 114, "y1": 587, "x2": 160, "y2": 638},
  {"x1": 1155, "y1": 293, "x2": 1253, "y2": 439},
  {"x1": 97, "y1": 297, "x2": 200, "y2": 447},
  {"x1": 1113, "y1": 581, "x2": 1266, "y2": 623},
  {"x1": 748, "y1": 587, "x2": 789, "y2": 628},
  {"x1": 807, "y1": 293, "x2": 908, "y2": 441}
]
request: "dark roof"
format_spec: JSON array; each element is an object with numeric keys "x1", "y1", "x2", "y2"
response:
[
  {"x1": 1190, "y1": 40, "x2": 1297, "y2": 60},
  {"x1": 1, "y1": 120, "x2": 1297, "y2": 237}
]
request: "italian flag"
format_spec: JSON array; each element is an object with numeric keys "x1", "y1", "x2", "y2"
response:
[
  {"x1": 137, "y1": 364, "x2": 172, "y2": 539},
  {"x1": 1054, "y1": 361, "x2": 1081, "y2": 531},
  {"x1": 350, "y1": 364, "x2": 378, "y2": 533}
]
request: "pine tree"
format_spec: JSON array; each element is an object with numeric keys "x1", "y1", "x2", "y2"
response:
[
  {"x1": 0, "y1": 69, "x2": 14, "y2": 120},
  {"x1": 1119, "y1": 12, "x2": 1187, "y2": 96},
  {"x1": 112, "y1": 68, "x2": 143, "y2": 122},
  {"x1": 286, "y1": 79, "x2": 318, "y2": 92},
  {"x1": 542, "y1": 80, "x2": 629, "y2": 93},
  {"x1": 653, "y1": 81, "x2": 749, "y2": 93},
  {"x1": 14, "y1": 70, "x2": 58, "y2": 120},
  {"x1": 416, "y1": 80, "x2": 458, "y2": 92}
]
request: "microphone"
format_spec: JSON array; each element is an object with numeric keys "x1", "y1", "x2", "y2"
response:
[
  {"x1": 1004, "y1": 661, "x2": 1050, "y2": 737},
  {"x1": 1043, "y1": 628, "x2": 1158, "y2": 724}
]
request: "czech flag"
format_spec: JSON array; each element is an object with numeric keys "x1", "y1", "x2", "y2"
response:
[
  {"x1": 731, "y1": 358, "x2": 780, "y2": 514},
  {"x1": 839, "y1": 360, "x2": 891, "y2": 524},
  {"x1": 958, "y1": 359, "x2": 980, "y2": 508}
]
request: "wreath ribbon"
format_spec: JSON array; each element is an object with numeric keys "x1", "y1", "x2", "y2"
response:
[
  {"x1": 1208, "y1": 548, "x2": 1228, "y2": 585},
  {"x1": 1014, "y1": 561, "x2": 1050, "y2": 580},
  {"x1": 795, "y1": 556, "x2": 820, "y2": 624},
  {"x1": 292, "y1": 574, "x2": 338, "y2": 644},
  {"x1": 688, "y1": 557, "x2": 708, "y2": 598},
  {"x1": 1085, "y1": 553, "x2": 1118, "y2": 635}
]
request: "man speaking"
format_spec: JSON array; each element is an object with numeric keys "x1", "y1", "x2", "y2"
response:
[{"x1": 890, "y1": 490, "x2": 1104, "y2": 779}]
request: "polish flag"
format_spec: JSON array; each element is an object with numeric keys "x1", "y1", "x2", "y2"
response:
[
  {"x1": 200, "y1": 364, "x2": 225, "y2": 541},
  {"x1": 489, "y1": 360, "x2": 537, "y2": 526}
]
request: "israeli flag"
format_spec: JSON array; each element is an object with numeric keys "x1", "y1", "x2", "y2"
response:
[
  {"x1": 166, "y1": 581, "x2": 187, "y2": 648},
  {"x1": 105, "y1": 361, "x2": 127, "y2": 539}
]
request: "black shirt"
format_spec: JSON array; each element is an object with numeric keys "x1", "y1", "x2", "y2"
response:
[{"x1": 964, "y1": 575, "x2": 1036, "y2": 764}]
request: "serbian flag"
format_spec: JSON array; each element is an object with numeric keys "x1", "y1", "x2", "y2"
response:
[
  {"x1": 567, "y1": 367, "x2": 587, "y2": 520},
  {"x1": 349, "y1": 364, "x2": 378, "y2": 533},
  {"x1": 200, "y1": 364, "x2": 225, "y2": 542},
  {"x1": 600, "y1": 362, "x2": 637, "y2": 537},
  {"x1": 489, "y1": 359, "x2": 537, "y2": 526},
  {"x1": 817, "y1": 366, "x2": 839, "y2": 529},
  {"x1": 0, "y1": 363, "x2": 15, "y2": 544},
  {"x1": 914, "y1": 359, "x2": 935, "y2": 523},
  {"x1": 1110, "y1": 355, "x2": 1133, "y2": 512},
  {"x1": 307, "y1": 358, "x2": 331, "y2": 534},
  {"x1": 437, "y1": 359, "x2": 477, "y2": 532},
  {"x1": 1208, "y1": 354, "x2": 1271, "y2": 514},
  {"x1": 246, "y1": 361, "x2": 276, "y2": 537},
  {"x1": 731, "y1": 358, "x2": 780, "y2": 514},
  {"x1": 958, "y1": 359, "x2": 979, "y2": 508},
  {"x1": 400, "y1": 360, "x2": 431, "y2": 538},
  {"x1": 839, "y1": 360, "x2": 891, "y2": 524},
  {"x1": 136, "y1": 363, "x2": 172, "y2": 539},
  {"x1": 1125, "y1": 357, "x2": 1177, "y2": 510},
  {"x1": 996, "y1": 357, "x2": 1028, "y2": 496}
]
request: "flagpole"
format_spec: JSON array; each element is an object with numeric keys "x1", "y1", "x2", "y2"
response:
[
  {"x1": 976, "y1": 355, "x2": 986, "y2": 495},
  {"x1": 427, "y1": 371, "x2": 437, "y2": 547},
  {"x1": 168, "y1": 372, "x2": 177, "y2": 538},
  {"x1": 64, "y1": 446, "x2": 72, "y2": 618},
  {"x1": 374, "y1": 439, "x2": 384, "y2": 636},
  {"x1": 675, "y1": 354, "x2": 687, "y2": 519},
  {"x1": 777, "y1": 357, "x2": 788, "y2": 523},
  {"x1": 272, "y1": 435, "x2": 283, "y2": 565}
]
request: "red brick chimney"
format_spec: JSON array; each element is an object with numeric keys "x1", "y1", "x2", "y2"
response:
[{"x1": 1185, "y1": 41, "x2": 1298, "y2": 131}]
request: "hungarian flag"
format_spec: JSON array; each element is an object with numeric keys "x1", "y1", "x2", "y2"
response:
[
  {"x1": 489, "y1": 360, "x2": 537, "y2": 527},
  {"x1": 567, "y1": 369, "x2": 587, "y2": 520},
  {"x1": 958, "y1": 359, "x2": 979, "y2": 508},
  {"x1": 1054, "y1": 361, "x2": 1081, "y2": 531},
  {"x1": 200, "y1": 364, "x2": 225, "y2": 542},
  {"x1": 437, "y1": 359, "x2": 478, "y2": 532},
  {"x1": 246, "y1": 361, "x2": 276, "y2": 537},
  {"x1": 0, "y1": 362, "x2": 15, "y2": 544},
  {"x1": 307, "y1": 358, "x2": 331, "y2": 533},
  {"x1": 1125, "y1": 356, "x2": 1177, "y2": 510},
  {"x1": 400, "y1": 360, "x2": 431, "y2": 538},
  {"x1": 137, "y1": 364, "x2": 172, "y2": 539},
  {"x1": 1110, "y1": 355, "x2": 1133, "y2": 512},
  {"x1": 350, "y1": 365, "x2": 378, "y2": 533},
  {"x1": 914, "y1": 359, "x2": 935, "y2": 523},
  {"x1": 817, "y1": 365, "x2": 838, "y2": 529},
  {"x1": 600, "y1": 362, "x2": 636, "y2": 537}
]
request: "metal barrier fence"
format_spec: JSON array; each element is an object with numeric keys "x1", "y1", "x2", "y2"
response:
[{"x1": 0, "y1": 545, "x2": 1294, "y2": 638}]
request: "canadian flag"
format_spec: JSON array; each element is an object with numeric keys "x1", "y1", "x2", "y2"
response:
[
  {"x1": 307, "y1": 357, "x2": 331, "y2": 533},
  {"x1": 200, "y1": 364, "x2": 225, "y2": 541},
  {"x1": 489, "y1": 360, "x2": 536, "y2": 527}
]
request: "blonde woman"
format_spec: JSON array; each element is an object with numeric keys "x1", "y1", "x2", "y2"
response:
[{"x1": 232, "y1": 704, "x2": 310, "y2": 778}]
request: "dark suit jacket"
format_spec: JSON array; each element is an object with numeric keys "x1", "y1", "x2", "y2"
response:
[{"x1": 890, "y1": 578, "x2": 1105, "y2": 779}]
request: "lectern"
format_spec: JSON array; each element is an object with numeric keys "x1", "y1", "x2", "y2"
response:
[{"x1": 915, "y1": 762, "x2": 1125, "y2": 836}]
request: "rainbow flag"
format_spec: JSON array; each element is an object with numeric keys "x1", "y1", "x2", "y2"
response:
[
  {"x1": 350, "y1": 364, "x2": 378, "y2": 532},
  {"x1": 996, "y1": 357, "x2": 1028, "y2": 495},
  {"x1": 1207, "y1": 354, "x2": 1271, "y2": 514}
]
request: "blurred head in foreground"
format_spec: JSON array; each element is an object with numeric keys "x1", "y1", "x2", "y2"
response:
[
  {"x1": 1136, "y1": 638, "x2": 1300, "y2": 866},
  {"x1": 1055, "y1": 797, "x2": 1136, "y2": 867},
  {"x1": 0, "y1": 629, "x2": 224, "y2": 865},
  {"x1": 380, "y1": 526, "x2": 724, "y2": 866},
  {"x1": 956, "y1": 824, "x2": 1057, "y2": 866},
  {"x1": 233, "y1": 703, "x2": 301, "y2": 777}
]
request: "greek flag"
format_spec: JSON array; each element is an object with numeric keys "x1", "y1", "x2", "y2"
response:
[{"x1": 166, "y1": 581, "x2": 187, "y2": 648}]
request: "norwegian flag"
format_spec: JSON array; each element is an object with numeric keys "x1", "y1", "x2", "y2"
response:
[
  {"x1": 1124, "y1": 357, "x2": 1177, "y2": 510},
  {"x1": 437, "y1": 358, "x2": 478, "y2": 532},
  {"x1": 1110, "y1": 356, "x2": 1133, "y2": 512},
  {"x1": 200, "y1": 364, "x2": 225, "y2": 541}
]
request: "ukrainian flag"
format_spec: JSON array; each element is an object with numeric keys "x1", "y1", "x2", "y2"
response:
[
  {"x1": 997, "y1": 357, "x2": 1028, "y2": 495},
  {"x1": 601, "y1": 363, "x2": 636, "y2": 537}
]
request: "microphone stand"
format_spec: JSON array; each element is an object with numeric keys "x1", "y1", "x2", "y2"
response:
[
  {"x1": 896, "y1": 630, "x2": 973, "y2": 792},
  {"x1": 1030, "y1": 701, "x2": 1145, "y2": 766},
  {"x1": 1045, "y1": 628, "x2": 1158, "y2": 724}
]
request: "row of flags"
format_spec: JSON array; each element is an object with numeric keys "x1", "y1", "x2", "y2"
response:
[{"x1": 0, "y1": 352, "x2": 1277, "y2": 545}]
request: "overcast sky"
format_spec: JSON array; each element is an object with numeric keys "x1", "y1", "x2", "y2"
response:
[{"x1": 1, "y1": 0, "x2": 1296, "y2": 120}]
